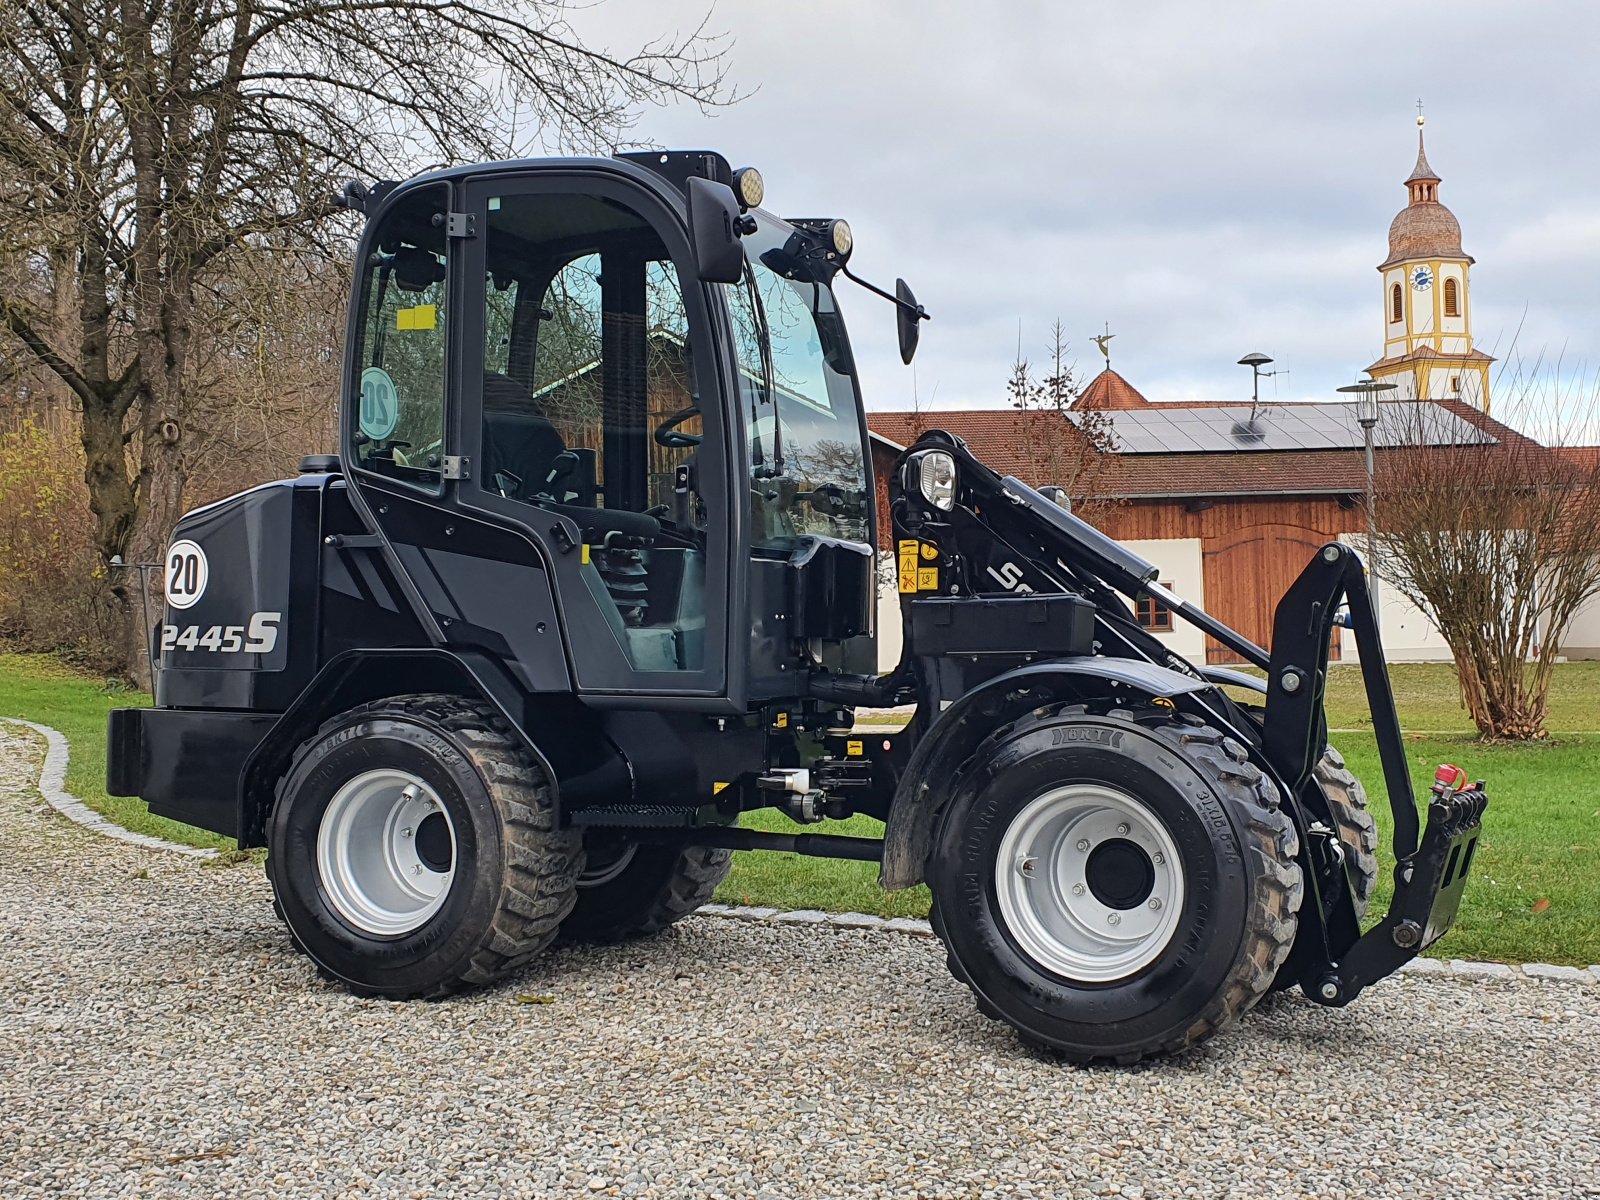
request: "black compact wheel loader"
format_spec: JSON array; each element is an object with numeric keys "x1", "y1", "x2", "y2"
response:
[{"x1": 107, "y1": 151, "x2": 1485, "y2": 1062}]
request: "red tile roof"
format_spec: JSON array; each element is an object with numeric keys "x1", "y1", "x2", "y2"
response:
[
  {"x1": 1079, "y1": 369, "x2": 1153, "y2": 410},
  {"x1": 867, "y1": 409, "x2": 1093, "y2": 479}
]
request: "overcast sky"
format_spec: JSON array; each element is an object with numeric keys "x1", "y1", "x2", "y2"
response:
[{"x1": 573, "y1": 0, "x2": 1600, "y2": 417}]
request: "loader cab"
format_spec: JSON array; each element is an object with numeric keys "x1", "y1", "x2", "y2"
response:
[{"x1": 341, "y1": 155, "x2": 877, "y2": 710}]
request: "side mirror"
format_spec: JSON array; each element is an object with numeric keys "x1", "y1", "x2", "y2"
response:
[
  {"x1": 896, "y1": 278, "x2": 921, "y2": 364},
  {"x1": 686, "y1": 177, "x2": 745, "y2": 284}
]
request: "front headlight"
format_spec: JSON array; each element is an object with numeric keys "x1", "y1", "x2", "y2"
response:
[{"x1": 915, "y1": 449, "x2": 957, "y2": 511}]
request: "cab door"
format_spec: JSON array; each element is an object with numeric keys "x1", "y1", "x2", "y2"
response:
[{"x1": 449, "y1": 170, "x2": 738, "y2": 703}]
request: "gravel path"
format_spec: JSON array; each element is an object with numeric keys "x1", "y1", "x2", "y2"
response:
[{"x1": 2, "y1": 726, "x2": 1598, "y2": 1199}]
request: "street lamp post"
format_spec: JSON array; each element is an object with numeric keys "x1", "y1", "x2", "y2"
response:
[{"x1": 1337, "y1": 379, "x2": 1399, "y2": 642}]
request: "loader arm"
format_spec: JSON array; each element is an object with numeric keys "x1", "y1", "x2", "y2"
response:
[{"x1": 884, "y1": 430, "x2": 1485, "y2": 1005}]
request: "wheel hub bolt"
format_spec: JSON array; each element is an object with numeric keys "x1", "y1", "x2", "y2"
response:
[
  {"x1": 1071, "y1": 883, "x2": 1085, "y2": 896},
  {"x1": 1153, "y1": 852, "x2": 1165, "y2": 866},
  {"x1": 1107, "y1": 913, "x2": 1121, "y2": 926},
  {"x1": 401, "y1": 827, "x2": 413, "y2": 838},
  {"x1": 1148, "y1": 897, "x2": 1161, "y2": 911},
  {"x1": 413, "y1": 864, "x2": 423, "y2": 875},
  {"x1": 1076, "y1": 839, "x2": 1091, "y2": 852},
  {"x1": 1116, "y1": 823, "x2": 1130, "y2": 836}
]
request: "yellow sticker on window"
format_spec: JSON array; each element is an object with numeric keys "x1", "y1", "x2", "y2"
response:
[{"x1": 396, "y1": 304, "x2": 437, "y2": 331}]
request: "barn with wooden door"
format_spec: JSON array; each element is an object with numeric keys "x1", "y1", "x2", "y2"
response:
[{"x1": 866, "y1": 366, "x2": 1550, "y2": 667}]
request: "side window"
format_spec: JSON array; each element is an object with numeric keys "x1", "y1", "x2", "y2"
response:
[{"x1": 350, "y1": 185, "x2": 449, "y2": 489}]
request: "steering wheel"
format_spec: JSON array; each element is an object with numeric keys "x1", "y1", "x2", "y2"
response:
[{"x1": 654, "y1": 405, "x2": 703, "y2": 448}]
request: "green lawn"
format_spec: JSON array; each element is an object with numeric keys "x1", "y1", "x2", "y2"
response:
[
  {"x1": 0, "y1": 653, "x2": 233, "y2": 850},
  {"x1": 2, "y1": 652, "x2": 1596, "y2": 964},
  {"x1": 1321, "y1": 660, "x2": 1599, "y2": 734}
]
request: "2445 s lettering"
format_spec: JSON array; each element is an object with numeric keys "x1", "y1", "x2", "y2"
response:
[{"x1": 160, "y1": 612, "x2": 282, "y2": 655}]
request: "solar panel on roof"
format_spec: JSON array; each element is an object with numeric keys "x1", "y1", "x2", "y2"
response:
[{"x1": 1072, "y1": 402, "x2": 1495, "y2": 455}]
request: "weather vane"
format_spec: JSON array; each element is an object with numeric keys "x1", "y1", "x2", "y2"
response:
[{"x1": 1092, "y1": 323, "x2": 1115, "y2": 368}]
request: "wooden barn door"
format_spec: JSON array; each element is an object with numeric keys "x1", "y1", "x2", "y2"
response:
[{"x1": 1201, "y1": 524, "x2": 1341, "y2": 664}]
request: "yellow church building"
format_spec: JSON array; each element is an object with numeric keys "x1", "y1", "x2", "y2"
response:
[{"x1": 1365, "y1": 116, "x2": 1495, "y2": 409}]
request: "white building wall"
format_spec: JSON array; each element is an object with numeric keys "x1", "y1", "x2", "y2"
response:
[
  {"x1": 1560, "y1": 589, "x2": 1600, "y2": 660},
  {"x1": 875, "y1": 552, "x2": 902, "y2": 672},
  {"x1": 1119, "y1": 538, "x2": 1207, "y2": 663}
]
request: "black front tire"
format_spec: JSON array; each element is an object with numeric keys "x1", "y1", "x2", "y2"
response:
[
  {"x1": 929, "y1": 705, "x2": 1302, "y2": 1064},
  {"x1": 561, "y1": 831, "x2": 732, "y2": 942},
  {"x1": 266, "y1": 693, "x2": 582, "y2": 998}
]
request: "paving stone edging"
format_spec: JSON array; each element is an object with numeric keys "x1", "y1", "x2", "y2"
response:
[
  {"x1": 690, "y1": 905, "x2": 1599, "y2": 985},
  {"x1": 6, "y1": 716, "x2": 1595, "y2": 984},
  {"x1": 1, "y1": 716, "x2": 218, "y2": 859}
]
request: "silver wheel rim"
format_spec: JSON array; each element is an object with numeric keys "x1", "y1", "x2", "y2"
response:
[
  {"x1": 994, "y1": 784, "x2": 1185, "y2": 983},
  {"x1": 578, "y1": 840, "x2": 637, "y2": 889},
  {"x1": 316, "y1": 769, "x2": 457, "y2": 937}
]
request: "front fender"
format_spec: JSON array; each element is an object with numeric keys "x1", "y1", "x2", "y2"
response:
[{"x1": 879, "y1": 658, "x2": 1212, "y2": 890}]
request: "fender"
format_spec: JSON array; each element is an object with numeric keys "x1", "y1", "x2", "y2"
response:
[
  {"x1": 236, "y1": 646, "x2": 629, "y2": 846},
  {"x1": 879, "y1": 658, "x2": 1213, "y2": 890}
]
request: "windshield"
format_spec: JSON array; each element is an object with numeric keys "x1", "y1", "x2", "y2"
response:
[{"x1": 725, "y1": 213, "x2": 870, "y2": 551}]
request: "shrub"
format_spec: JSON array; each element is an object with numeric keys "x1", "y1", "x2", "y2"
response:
[{"x1": 0, "y1": 417, "x2": 122, "y2": 671}]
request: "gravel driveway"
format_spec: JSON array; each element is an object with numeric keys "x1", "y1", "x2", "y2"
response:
[{"x1": 2, "y1": 726, "x2": 1597, "y2": 1200}]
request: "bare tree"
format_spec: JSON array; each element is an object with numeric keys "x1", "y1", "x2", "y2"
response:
[
  {"x1": 1007, "y1": 320, "x2": 1118, "y2": 519},
  {"x1": 1375, "y1": 377, "x2": 1600, "y2": 739},
  {"x1": 0, "y1": 0, "x2": 735, "y2": 676}
]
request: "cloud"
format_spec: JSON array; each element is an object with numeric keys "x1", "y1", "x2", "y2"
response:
[{"x1": 572, "y1": 0, "x2": 1600, "y2": 416}]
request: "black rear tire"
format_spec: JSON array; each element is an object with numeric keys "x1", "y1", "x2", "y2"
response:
[
  {"x1": 266, "y1": 693, "x2": 582, "y2": 998},
  {"x1": 561, "y1": 831, "x2": 732, "y2": 942},
  {"x1": 1316, "y1": 745, "x2": 1378, "y2": 919},
  {"x1": 929, "y1": 704, "x2": 1302, "y2": 1064}
]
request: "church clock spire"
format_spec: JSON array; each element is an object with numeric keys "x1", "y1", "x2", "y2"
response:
[{"x1": 1366, "y1": 110, "x2": 1494, "y2": 410}]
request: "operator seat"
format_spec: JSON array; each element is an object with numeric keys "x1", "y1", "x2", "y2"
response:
[
  {"x1": 481, "y1": 372, "x2": 568, "y2": 501},
  {"x1": 479, "y1": 371, "x2": 659, "y2": 542}
]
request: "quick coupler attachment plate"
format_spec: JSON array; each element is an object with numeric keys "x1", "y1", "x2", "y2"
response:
[{"x1": 1309, "y1": 764, "x2": 1487, "y2": 1006}]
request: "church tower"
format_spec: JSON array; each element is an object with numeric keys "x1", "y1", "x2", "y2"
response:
[{"x1": 1366, "y1": 115, "x2": 1494, "y2": 409}]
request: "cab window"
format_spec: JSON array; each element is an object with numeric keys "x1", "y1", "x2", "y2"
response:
[{"x1": 349, "y1": 185, "x2": 449, "y2": 490}]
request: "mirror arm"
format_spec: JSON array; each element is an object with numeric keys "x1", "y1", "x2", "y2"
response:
[{"x1": 838, "y1": 264, "x2": 931, "y2": 322}]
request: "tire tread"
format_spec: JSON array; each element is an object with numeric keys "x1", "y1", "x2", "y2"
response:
[{"x1": 267, "y1": 692, "x2": 581, "y2": 999}]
